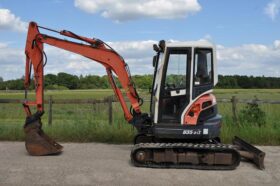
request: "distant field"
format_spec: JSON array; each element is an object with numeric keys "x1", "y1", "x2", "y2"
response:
[
  {"x1": 0, "y1": 89, "x2": 279, "y2": 145},
  {"x1": 214, "y1": 89, "x2": 280, "y2": 100},
  {"x1": 1, "y1": 88, "x2": 279, "y2": 99},
  {"x1": 0, "y1": 89, "x2": 114, "y2": 99}
]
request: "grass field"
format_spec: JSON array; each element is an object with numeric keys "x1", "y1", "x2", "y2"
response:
[
  {"x1": 0, "y1": 89, "x2": 279, "y2": 145},
  {"x1": 1, "y1": 88, "x2": 279, "y2": 100}
]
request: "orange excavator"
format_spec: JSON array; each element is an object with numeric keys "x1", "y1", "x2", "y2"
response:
[{"x1": 23, "y1": 21, "x2": 265, "y2": 170}]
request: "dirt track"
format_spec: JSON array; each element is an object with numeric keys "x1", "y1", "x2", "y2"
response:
[{"x1": 0, "y1": 142, "x2": 279, "y2": 186}]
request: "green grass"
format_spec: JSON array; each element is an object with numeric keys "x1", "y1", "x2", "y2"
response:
[
  {"x1": 214, "y1": 88, "x2": 280, "y2": 100},
  {"x1": 0, "y1": 89, "x2": 114, "y2": 99},
  {"x1": 1, "y1": 88, "x2": 279, "y2": 99},
  {"x1": 218, "y1": 102, "x2": 280, "y2": 145},
  {"x1": 0, "y1": 89, "x2": 280, "y2": 145}
]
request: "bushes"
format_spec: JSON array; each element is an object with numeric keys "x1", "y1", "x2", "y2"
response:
[
  {"x1": 239, "y1": 100, "x2": 266, "y2": 127},
  {"x1": 218, "y1": 98, "x2": 280, "y2": 145},
  {"x1": 45, "y1": 84, "x2": 69, "y2": 90}
]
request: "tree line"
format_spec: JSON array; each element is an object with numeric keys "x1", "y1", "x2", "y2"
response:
[
  {"x1": 216, "y1": 75, "x2": 280, "y2": 89},
  {"x1": 0, "y1": 73, "x2": 280, "y2": 90}
]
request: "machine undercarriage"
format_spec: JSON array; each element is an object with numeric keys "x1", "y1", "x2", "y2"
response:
[{"x1": 131, "y1": 136, "x2": 264, "y2": 170}]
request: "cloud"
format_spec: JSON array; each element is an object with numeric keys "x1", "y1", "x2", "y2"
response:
[
  {"x1": 74, "y1": 0, "x2": 201, "y2": 22},
  {"x1": 264, "y1": 0, "x2": 280, "y2": 20},
  {"x1": 0, "y1": 9, "x2": 28, "y2": 32},
  {"x1": 0, "y1": 39, "x2": 157, "y2": 80},
  {"x1": 217, "y1": 42, "x2": 280, "y2": 76},
  {"x1": 1, "y1": 39, "x2": 280, "y2": 80},
  {"x1": 44, "y1": 46, "x2": 107, "y2": 76},
  {"x1": 44, "y1": 40, "x2": 156, "y2": 76},
  {"x1": 0, "y1": 42, "x2": 25, "y2": 80},
  {"x1": 274, "y1": 40, "x2": 280, "y2": 48},
  {"x1": 0, "y1": 43, "x2": 24, "y2": 65},
  {"x1": 108, "y1": 40, "x2": 155, "y2": 58},
  {"x1": 202, "y1": 34, "x2": 212, "y2": 41}
]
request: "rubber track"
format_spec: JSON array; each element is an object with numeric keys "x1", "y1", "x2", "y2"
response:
[{"x1": 131, "y1": 143, "x2": 241, "y2": 170}]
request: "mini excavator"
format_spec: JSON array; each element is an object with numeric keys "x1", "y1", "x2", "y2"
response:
[{"x1": 23, "y1": 22, "x2": 265, "y2": 170}]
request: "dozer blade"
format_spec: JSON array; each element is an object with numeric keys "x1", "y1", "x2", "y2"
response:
[
  {"x1": 233, "y1": 136, "x2": 265, "y2": 170},
  {"x1": 24, "y1": 112, "x2": 63, "y2": 156}
]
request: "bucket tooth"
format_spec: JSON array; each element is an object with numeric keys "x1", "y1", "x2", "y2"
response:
[{"x1": 24, "y1": 112, "x2": 63, "y2": 156}]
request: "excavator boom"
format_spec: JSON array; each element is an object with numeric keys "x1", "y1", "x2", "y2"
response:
[{"x1": 23, "y1": 22, "x2": 145, "y2": 155}]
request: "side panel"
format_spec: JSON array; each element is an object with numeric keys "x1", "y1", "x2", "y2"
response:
[
  {"x1": 153, "y1": 114, "x2": 221, "y2": 139},
  {"x1": 180, "y1": 90, "x2": 213, "y2": 123}
]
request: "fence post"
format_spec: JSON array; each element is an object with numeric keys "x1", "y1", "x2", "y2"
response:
[
  {"x1": 108, "y1": 97, "x2": 113, "y2": 125},
  {"x1": 231, "y1": 96, "x2": 238, "y2": 126},
  {"x1": 48, "y1": 95, "x2": 53, "y2": 126}
]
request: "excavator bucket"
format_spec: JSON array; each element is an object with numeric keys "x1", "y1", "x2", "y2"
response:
[
  {"x1": 24, "y1": 112, "x2": 63, "y2": 156},
  {"x1": 233, "y1": 136, "x2": 265, "y2": 170}
]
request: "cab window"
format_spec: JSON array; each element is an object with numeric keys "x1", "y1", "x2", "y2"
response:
[
  {"x1": 194, "y1": 49, "x2": 213, "y2": 86},
  {"x1": 164, "y1": 52, "x2": 187, "y2": 90}
]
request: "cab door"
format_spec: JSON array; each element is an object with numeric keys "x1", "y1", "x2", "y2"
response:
[{"x1": 158, "y1": 48, "x2": 191, "y2": 123}]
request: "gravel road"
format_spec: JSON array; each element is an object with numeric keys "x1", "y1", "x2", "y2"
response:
[{"x1": 0, "y1": 142, "x2": 279, "y2": 186}]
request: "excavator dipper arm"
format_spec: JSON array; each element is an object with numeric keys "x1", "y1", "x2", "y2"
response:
[{"x1": 23, "y1": 22, "x2": 145, "y2": 156}]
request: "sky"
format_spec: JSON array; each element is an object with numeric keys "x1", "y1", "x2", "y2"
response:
[{"x1": 0, "y1": 0, "x2": 279, "y2": 80}]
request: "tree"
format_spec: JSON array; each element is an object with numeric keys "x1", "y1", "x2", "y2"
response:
[
  {"x1": 57, "y1": 72, "x2": 79, "y2": 89},
  {"x1": 0, "y1": 73, "x2": 280, "y2": 90},
  {"x1": 45, "y1": 74, "x2": 57, "y2": 87},
  {"x1": 5, "y1": 79, "x2": 24, "y2": 90}
]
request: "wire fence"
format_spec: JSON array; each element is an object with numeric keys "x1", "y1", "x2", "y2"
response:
[{"x1": 0, "y1": 95, "x2": 280, "y2": 127}]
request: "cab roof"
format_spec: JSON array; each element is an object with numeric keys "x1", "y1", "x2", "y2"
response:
[{"x1": 165, "y1": 40, "x2": 215, "y2": 48}]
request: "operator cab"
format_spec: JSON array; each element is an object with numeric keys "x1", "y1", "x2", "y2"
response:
[{"x1": 150, "y1": 40, "x2": 220, "y2": 140}]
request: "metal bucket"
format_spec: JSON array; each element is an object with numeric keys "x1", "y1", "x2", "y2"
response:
[{"x1": 24, "y1": 113, "x2": 63, "y2": 156}]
